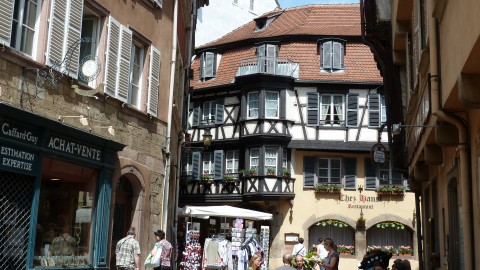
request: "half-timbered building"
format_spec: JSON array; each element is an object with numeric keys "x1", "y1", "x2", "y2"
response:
[{"x1": 181, "y1": 4, "x2": 418, "y2": 269}]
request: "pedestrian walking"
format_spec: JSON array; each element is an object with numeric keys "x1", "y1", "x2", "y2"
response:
[
  {"x1": 116, "y1": 227, "x2": 141, "y2": 270},
  {"x1": 153, "y1": 230, "x2": 173, "y2": 270},
  {"x1": 292, "y1": 237, "x2": 307, "y2": 257}
]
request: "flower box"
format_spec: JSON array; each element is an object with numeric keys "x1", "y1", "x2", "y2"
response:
[{"x1": 314, "y1": 184, "x2": 342, "y2": 193}]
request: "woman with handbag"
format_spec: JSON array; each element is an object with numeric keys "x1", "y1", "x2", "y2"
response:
[{"x1": 145, "y1": 231, "x2": 163, "y2": 269}]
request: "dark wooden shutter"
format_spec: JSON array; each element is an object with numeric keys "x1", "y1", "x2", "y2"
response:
[
  {"x1": 344, "y1": 158, "x2": 356, "y2": 189},
  {"x1": 192, "y1": 103, "x2": 200, "y2": 127},
  {"x1": 322, "y1": 41, "x2": 332, "y2": 69},
  {"x1": 215, "y1": 98, "x2": 224, "y2": 124},
  {"x1": 368, "y1": 93, "x2": 380, "y2": 127},
  {"x1": 304, "y1": 156, "x2": 315, "y2": 188},
  {"x1": 199, "y1": 53, "x2": 204, "y2": 79},
  {"x1": 365, "y1": 158, "x2": 377, "y2": 189},
  {"x1": 346, "y1": 94, "x2": 359, "y2": 127},
  {"x1": 307, "y1": 92, "x2": 319, "y2": 126},
  {"x1": 191, "y1": 151, "x2": 202, "y2": 181},
  {"x1": 332, "y1": 42, "x2": 343, "y2": 69},
  {"x1": 214, "y1": 150, "x2": 224, "y2": 180}
]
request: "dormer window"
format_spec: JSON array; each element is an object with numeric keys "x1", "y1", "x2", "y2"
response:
[
  {"x1": 320, "y1": 40, "x2": 345, "y2": 72},
  {"x1": 257, "y1": 44, "x2": 278, "y2": 73},
  {"x1": 200, "y1": 51, "x2": 216, "y2": 81}
]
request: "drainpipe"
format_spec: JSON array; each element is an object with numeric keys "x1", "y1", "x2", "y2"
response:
[
  {"x1": 429, "y1": 9, "x2": 473, "y2": 269},
  {"x1": 162, "y1": 0, "x2": 178, "y2": 233}
]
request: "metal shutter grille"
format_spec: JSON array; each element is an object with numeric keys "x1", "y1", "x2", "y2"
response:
[
  {"x1": 0, "y1": 0, "x2": 14, "y2": 45},
  {"x1": 0, "y1": 172, "x2": 34, "y2": 270}
]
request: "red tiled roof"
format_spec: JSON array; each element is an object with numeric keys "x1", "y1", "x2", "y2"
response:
[
  {"x1": 190, "y1": 4, "x2": 382, "y2": 89},
  {"x1": 200, "y1": 4, "x2": 362, "y2": 49}
]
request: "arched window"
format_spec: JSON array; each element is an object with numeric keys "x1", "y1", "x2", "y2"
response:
[
  {"x1": 366, "y1": 221, "x2": 413, "y2": 254},
  {"x1": 308, "y1": 219, "x2": 355, "y2": 249}
]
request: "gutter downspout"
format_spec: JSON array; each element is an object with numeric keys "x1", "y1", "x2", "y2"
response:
[
  {"x1": 162, "y1": 0, "x2": 178, "y2": 232},
  {"x1": 429, "y1": 8, "x2": 473, "y2": 269}
]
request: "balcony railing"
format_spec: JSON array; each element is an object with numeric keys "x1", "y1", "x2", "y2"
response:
[
  {"x1": 179, "y1": 175, "x2": 295, "y2": 203},
  {"x1": 236, "y1": 57, "x2": 299, "y2": 78}
]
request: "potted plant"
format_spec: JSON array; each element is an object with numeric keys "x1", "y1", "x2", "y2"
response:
[
  {"x1": 330, "y1": 184, "x2": 342, "y2": 193},
  {"x1": 200, "y1": 173, "x2": 213, "y2": 184},
  {"x1": 248, "y1": 167, "x2": 257, "y2": 176},
  {"x1": 314, "y1": 183, "x2": 329, "y2": 193},
  {"x1": 223, "y1": 174, "x2": 235, "y2": 182},
  {"x1": 356, "y1": 216, "x2": 366, "y2": 230},
  {"x1": 266, "y1": 167, "x2": 276, "y2": 176},
  {"x1": 282, "y1": 167, "x2": 291, "y2": 178}
]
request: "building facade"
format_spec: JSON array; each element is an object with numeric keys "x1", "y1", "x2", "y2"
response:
[
  {"x1": 194, "y1": 0, "x2": 279, "y2": 47},
  {"x1": 0, "y1": 0, "x2": 198, "y2": 269},
  {"x1": 181, "y1": 4, "x2": 418, "y2": 269},
  {"x1": 362, "y1": 0, "x2": 480, "y2": 269}
]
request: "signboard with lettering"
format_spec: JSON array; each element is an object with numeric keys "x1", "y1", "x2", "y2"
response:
[
  {"x1": 370, "y1": 143, "x2": 387, "y2": 165},
  {"x1": 47, "y1": 135, "x2": 102, "y2": 162},
  {"x1": 1, "y1": 122, "x2": 41, "y2": 146},
  {"x1": 0, "y1": 144, "x2": 39, "y2": 176}
]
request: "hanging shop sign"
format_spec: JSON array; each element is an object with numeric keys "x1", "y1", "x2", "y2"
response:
[{"x1": 371, "y1": 143, "x2": 388, "y2": 164}]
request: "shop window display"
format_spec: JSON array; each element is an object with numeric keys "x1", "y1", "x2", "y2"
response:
[{"x1": 34, "y1": 158, "x2": 97, "y2": 267}]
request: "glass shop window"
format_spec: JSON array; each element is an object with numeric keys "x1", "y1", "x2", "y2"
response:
[{"x1": 33, "y1": 158, "x2": 97, "y2": 268}]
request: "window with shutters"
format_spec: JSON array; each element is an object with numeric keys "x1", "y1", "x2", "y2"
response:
[
  {"x1": 202, "y1": 152, "x2": 213, "y2": 175},
  {"x1": 303, "y1": 157, "x2": 356, "y2": 188},
  {"x1": 226, "y1": 150, "x2": 239, "y2": 174},
  {"x1": 128, "y1": 42, "x2": 144, "y2": 108},
  {"x1": 320, "y1": 41, "x2": 344, "y2": 72},
  {"x1": 320, "y1": 94, "x2": 344, "y2": 126},
  {"x1": 200, "y1": 51, "x2": 216, "y2": 81},
  {"x1": 8, "y1": 0, "x2": 40, "y2": 56},
  {"x1": 265, "y1": 148, "x2": 278, "y2": 175},
  {"x1": 257, "y1": 44, "x2": 278, "y2": 74},
  {"x1": 307, "y1": 92, "x2": 358, "y2": 127},
  {"x1": 318, "y1": 158, "x2": 341, "y2": 184},
  {"x1": 247, "y1": 92, "x2": 259, "y2": 119},
  {"x1": 202, "y1": 101, "x2": 216, "y2": 125},
  {"x1": 265, "y1": 91, "x2": 279, "y2": 118},
  {"x1": 365, "y1": 158, "x2": 405, "y2": 190},
  {"x1": 368, "y1": 93, "x2": 386, "y2": 128}
]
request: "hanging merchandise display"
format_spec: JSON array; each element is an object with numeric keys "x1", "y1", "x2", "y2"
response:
[{"x1": 178, "y1": 206, "x2": 273, "y2": 270}]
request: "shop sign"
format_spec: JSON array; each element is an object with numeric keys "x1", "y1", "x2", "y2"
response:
[
  {"x1": 339, "y1": 194, "x2": 382, "y2": 209},
  {"x1": 0, "y1": 144, "x2": 38, "y2": 175},
  {"x1": 1, "y1": 122, "x2": 40, "y2": 145},
  {"x1": 47, "y1": 136, "x2": 102, "y2": 161}
]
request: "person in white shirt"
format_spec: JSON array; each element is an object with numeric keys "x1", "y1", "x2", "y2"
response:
[
  {"x1": 291, "y1": 238, "x2": 306, "y2": 257},
  {"x1": 316, "y1": 238, "x2": 328, "y2": 270}
]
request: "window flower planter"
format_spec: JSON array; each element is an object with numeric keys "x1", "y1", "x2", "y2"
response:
[{"x1": 314, "y1": 184, "x2": 342, "y2": 194}]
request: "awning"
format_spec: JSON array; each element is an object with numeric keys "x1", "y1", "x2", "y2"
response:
[{"x1": 179, "y1": 205, "x2": 272, "y2": 221}]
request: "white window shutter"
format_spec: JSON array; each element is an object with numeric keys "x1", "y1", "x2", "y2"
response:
[
  {"x1": 104, "y1": 16, "x2": 121, "y2": 96},
  {"x1": 332, "y1": 42, "x2": 343, "y2": 70},
  {"x1": 322, "y1": 41, "x2": 332, "y2": 69},
  {"x1": 204, "y1": 52, "x2": 215, "y2": 78},
  {"x1": 47, "y1": 0, "x2": 84, "y2": 79},
  {"x1": 0, "y1": 0, "x2": 15, "y2": 45},
  {"x1": 65, "y1": 0, "x2": 84, "y2": 78},
  {"x1": 47, "y1": 0, "x2": 68, "y2": 67},
  {"x1": 148, "y1": 46, "x2": 161, "y2": 117},
  {"x1": 116, "y1": 25, "x2": 132, "y2": 102}
]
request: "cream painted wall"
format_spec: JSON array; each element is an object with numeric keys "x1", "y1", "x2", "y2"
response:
[{"x1": 269, "y1": 150, "x2": 418, "y2": 269}]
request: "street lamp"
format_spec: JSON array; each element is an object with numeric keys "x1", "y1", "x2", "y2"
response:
[{"x1": 184, "y1": 128, "x2": 212, "y2": 152}]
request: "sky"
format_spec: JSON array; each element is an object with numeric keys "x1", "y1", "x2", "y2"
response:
[{"x1": 278, "y1": 0, "x2": 359, "y2": 8}]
